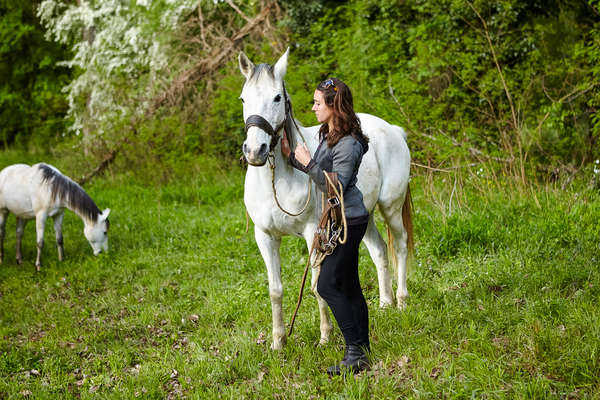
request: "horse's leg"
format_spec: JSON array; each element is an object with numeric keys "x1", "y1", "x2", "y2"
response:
[
  {"x1": 53, "y1": 211, "x2": 64, "y2": 262},
  {"x1": 379, "y1": 202, "x2": 409, "y2": 309},
  {"x1": 34, "y1": 212, "x2": 48, "y2": 272},
  {"x1": 305, "y1": 232, "x2": 333, "y2": 345},
  {"x1": 254, "y1": 228, "x2": 286, "y2": 350},
  {"x1": 362, "y1": 216, "x2": 395, "y2": 307},
  {"x1": 15, "y1": 217, "x2": 27, "y2": 265},
  {"x1": 0, "y1": 210, "x2": 7, "y2": 264}
]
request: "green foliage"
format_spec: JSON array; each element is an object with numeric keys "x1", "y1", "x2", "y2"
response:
[
  {"x1": 286, "y1": 0, "x2": 600, "y2": 174},
  {"x1": 279, "y1": 0, "x2": 328, "y2": 36},
  {"x1": 0, "y1": 0, "x2": 71, "y2": 149},
  {"x1": 195, "y1": 69, "x2": 247, "y2": 159}
]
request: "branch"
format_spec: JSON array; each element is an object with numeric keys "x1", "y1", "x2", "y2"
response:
[
  {"x1": 78, "y1": 147, "x2": 119, "y2": 186},
  {"x1": 411, "y1": 161, "x2": 481, "y2": 172},
  {"x1": 225, "y1": 0, "x2": 252, "y2": 22},
  {"x1": 147, "y1": 1, "x2": 276, "y2": 115}
]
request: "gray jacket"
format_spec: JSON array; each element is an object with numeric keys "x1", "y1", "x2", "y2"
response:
[{"x1": 291, "y1": 135, "x2": 369, "y2": 224}]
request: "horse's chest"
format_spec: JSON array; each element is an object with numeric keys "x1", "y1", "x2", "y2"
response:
[
  {"x1": 245, "y1": 194, "x2": 288, "y2": 230},
  {"x1": 244, "y1": 188, "x2": 311, "y2": 234}
]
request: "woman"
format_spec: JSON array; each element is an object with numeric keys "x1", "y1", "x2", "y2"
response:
[{"x1": 281, "y1": 77, "x2": 371, "y2": 375}]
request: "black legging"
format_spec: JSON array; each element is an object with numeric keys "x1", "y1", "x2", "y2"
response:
[{"x1": 316, "y1": 222, "x2": 369, "y2": 350}]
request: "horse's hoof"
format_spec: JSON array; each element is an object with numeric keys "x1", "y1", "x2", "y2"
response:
[
  {"x1": 270, "y1": 337, "x2": 286, "y2": 350},
  {"x1": 396, "y1": 298, "x2": 408, "y2": 310},
  {"x1": 35, "y1": 264, "x2": 41, "y2": 272},
  {"x1": 379, "y1": 299, "x2": 395, "y2": 308}
]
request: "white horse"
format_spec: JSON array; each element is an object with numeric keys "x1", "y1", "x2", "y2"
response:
[
  {"x1": 238, "y1": 49, "x2": 413, "y2": 350},
  {"x1": 0, "y1": 163, "x2": 110, "y2": 271}
]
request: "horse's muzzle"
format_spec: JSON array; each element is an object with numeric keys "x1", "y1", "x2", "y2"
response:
[{"x1": 242, "y1": 142, "x2": 269, "y2": 166}]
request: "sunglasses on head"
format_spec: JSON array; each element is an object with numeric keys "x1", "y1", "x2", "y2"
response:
[{"x1": 322, "y1": 78, "x2": 337, "y2": 91}]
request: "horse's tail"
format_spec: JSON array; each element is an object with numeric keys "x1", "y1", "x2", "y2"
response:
[
  {"x1": 386, "y1": 183, "x2": 414, "y2": 271},
  {"x1": 403, "y1": 184, "x2": 414, "y2": 255},
  {"x1": 393, "y1": 124, "x2": 408, "y2": 142}
]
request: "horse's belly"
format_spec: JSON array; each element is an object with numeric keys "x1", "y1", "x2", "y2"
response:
[
  {"x1": 356, "y1": 158, "x2": 382, "y2": 212},
  {"x1": 2, "y1": 194, "x2": 35, "y2": 219},
  {"x1": 0, "y1": 165, "x2": 36, "y2": 218}
]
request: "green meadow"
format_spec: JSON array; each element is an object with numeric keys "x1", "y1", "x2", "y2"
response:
[{"x1": 0, "y1": 153, "x2": 599, "y2": 399}]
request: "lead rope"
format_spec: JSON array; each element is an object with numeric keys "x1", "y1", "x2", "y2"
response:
[
  {"x1": 269, "y1": 83, "x2": 313, "y2": 217},
  {"x1": 269, "y1": 154, "x2": 312, "y2": 217},
  {"x1": 288, "y1": 172, "x2": 347, "y2": 337}
]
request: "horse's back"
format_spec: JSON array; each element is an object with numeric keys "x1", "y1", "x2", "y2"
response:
[
  {"x1": 355, "y1": 113, "x2": 410, "y2": 209},
  {"x1": 0, "y1": 163, "x2": 53, "y2": 218}
]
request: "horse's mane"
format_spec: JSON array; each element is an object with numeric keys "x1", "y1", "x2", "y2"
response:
[
  {"x1": 247, "y1": 63, "x2": 274, "y2": 84},
  {"x1": 39, "y1": 163, "x2": 101, "y2": 222}
]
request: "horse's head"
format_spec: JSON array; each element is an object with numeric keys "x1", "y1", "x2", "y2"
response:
[
  {"x1": 84, "y1": 208, "x2": 110, "y2": 255},
  {"x1": 238, "y1": 48, "x2": 290, "y2": 166}
]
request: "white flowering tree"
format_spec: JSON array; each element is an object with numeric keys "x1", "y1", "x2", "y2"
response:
[
  {"x1": 37, "y1": 0, "x2": 197, "y2": 142},
  {"x1": 37, "y1": 0, "x2": 284, "y2": 181}
]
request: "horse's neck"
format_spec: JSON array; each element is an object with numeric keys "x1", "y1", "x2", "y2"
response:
[
  {"x1": 248, "y1": 121, "x2": 313, "y2": 191},
  {"x1": 68, "y1": 205, "x2": 93, "y2": 226},
  {"x1": 62, "y1": 187, "x2": 98, "y2": 226}
]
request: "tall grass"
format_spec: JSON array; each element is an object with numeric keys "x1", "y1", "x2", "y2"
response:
[{"x1": 0, "y1": 153, "x2": 598, "y2": 399}]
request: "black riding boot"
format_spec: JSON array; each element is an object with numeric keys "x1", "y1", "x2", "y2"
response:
[{"x1": 327, "y1": 345, "x2": 370, "y2": 375}]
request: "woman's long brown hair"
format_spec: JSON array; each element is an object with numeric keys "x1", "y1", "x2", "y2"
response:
[{"x1": 317, "y1": 78, "x2": 369, "y2": 152}]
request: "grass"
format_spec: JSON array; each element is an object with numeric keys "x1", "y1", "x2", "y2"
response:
[{"x1": 0, "y1": 153, "x2": 599, "y2": 399}]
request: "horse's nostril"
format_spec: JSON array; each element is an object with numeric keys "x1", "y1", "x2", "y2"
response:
[
  {"x1": 259, "y1": 143, "x2": 268, "y2": 155},
  {"x1": 242, "y1": 143, "x2": 249, "y2": 154}
]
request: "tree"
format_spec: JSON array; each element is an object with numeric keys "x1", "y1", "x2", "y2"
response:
[
  {"x1": 0, "y1": 0, "x2": 71, "y2": 148},
  {"x1": 37, "y1": 0, "x2": 198, "y2": 145}
]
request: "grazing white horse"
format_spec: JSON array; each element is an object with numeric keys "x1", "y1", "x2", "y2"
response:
[
  {"x1": 0, "y1": 163, "x2": 110, "y2": 271},
  {"x1": 238, "y1": 49, "x2": 413, "y2": 350}
]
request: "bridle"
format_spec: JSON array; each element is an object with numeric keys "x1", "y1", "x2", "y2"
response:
[
  {"x1": 244, "y1": 114, "x2": 282, "y2": 153},
  {"x1": 243, "y1": 81, "x2": 295, "y2": 152},
  {"x1": 243, "y1": 81, "x2": 310, "y2": 217}
]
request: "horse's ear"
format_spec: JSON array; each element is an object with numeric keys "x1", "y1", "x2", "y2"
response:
[
  {"x1": 273, "y1": 47, "x2": 289, "y2": 81},
  {"x1": 239, "y1": 52, "x2": 255, "y2": 80},
  {"x1": 101, "y1": 208, "x2": 110, "y2": 220}
]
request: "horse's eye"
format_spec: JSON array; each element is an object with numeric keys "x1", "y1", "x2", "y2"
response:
[
  {"x1": 239, "y1": 97, "x2": 245, "y2": 103},
  {"x1": 274, "y1": 94, "x2": 281, "y2": 103}
]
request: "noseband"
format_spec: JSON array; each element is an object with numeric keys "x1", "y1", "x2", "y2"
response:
[
  {"x1": 244, "y1": 114, "x2": 283, "y2": 152},
  {"x1": 243, "y1": 82, "x2": 293, "y2": 152}
]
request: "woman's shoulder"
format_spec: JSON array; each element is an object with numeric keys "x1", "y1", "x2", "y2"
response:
[
  {"x1": 334, "y1": 135, "x2": 360, "y2": 147},
  {"x1": 335, "y1": 135, "x2": 363, "y2": 152},
  {"x1": 331, "y1": 136, "x2": 364, "y2": 160}
]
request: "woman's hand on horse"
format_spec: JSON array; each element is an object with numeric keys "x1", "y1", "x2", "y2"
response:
[
  {"x1": 280, "y1": 134, "x2": 291, "y2": 158},
  {"x1": 294, "y1": 143, "x2": 312, "y2": 167}
]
